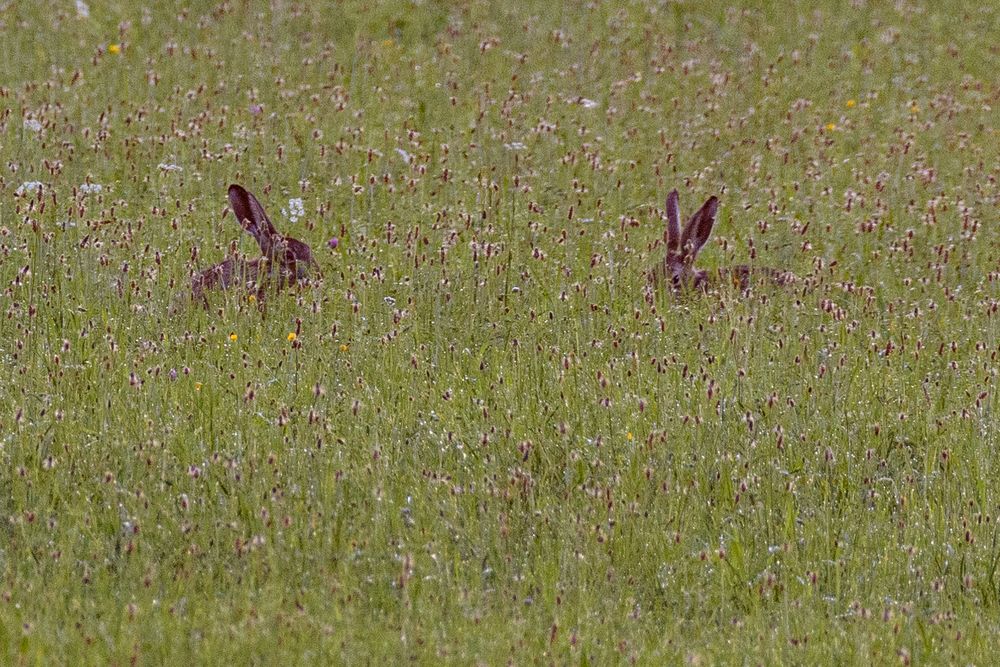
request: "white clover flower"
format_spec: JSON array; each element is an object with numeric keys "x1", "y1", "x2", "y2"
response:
[
  {"x1": 504, "y1": 142, "x2": 526, "y2": 150},
  {"x1": 281, "y1": 198, "x2": 305, "y2": 224},
  {"x1": 79, "y1": 183, "x2": 103, "y2": 194},
  {"x1": 75, "y1": 0, "x2": 90, "y2": 17},
  {"x1": 15, "y1": 181, "x2": 43, "y2": 196},
  {"x1": 157, "y1": 163, "x2": 183, "y2": 172},
  {"x1": 23, "y1": 119, "x2": 42, "y2": 132},
  {"x1": 579, "y1": 98, "x2": 599, "y2": 109}
]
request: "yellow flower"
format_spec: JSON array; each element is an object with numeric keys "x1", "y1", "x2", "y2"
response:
[
  {"x1": 825, "y1": 122, "x2": 836, "y2": 131},
  {"x1": 194, "y1": 382, "x2": 203, "y2": 391},
  {"x1": 909, "y1": 103, "x2": 920, "y2": 113},
  {"x1": 287, "y1": 332, "x2": 297, "y2": 342},
  {"x1": 108, "y1": 43, "x2": 121, "y2": 55},
  {"x1": 846, "y1": 99, "x2": 856, "y2": 108},
  {"x1": 229, "y1": 333, "x2": 238, "y2": 342},
  {"x1": 339, "y1": 343, "x2": 349, "y2": 352},
  {"x1": 247, "y1": 294, "x2": 257, "y2": 303},
  {"x1": 382, "y1": 38, "x2": 395, "y2": 48},
  {"x1": 626, "y1": 432, "x2": 634, "y2": 441}
]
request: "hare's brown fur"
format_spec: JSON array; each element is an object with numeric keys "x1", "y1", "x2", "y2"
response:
[
  {"x1": 650, "y1": 189, "x2": 795, "y2": 292},
  {"x1": 189, "y1": 184, "x2": 321, "y2": 307}
]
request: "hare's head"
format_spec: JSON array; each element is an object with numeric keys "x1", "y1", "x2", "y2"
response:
[
  {"x1": 655, "y1": 189, "x2": 719, "y2": 291},
  {"x1": 227, "y1": 184, "x2": 320, "y2": 286}
]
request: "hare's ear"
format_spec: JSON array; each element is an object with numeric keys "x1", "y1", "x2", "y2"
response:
[
  {"x1": 665, "y1": 189, "x2": 681, "y2": 251},
  {"x1": 228, "y1": 184, "x2": 278, "y2": 247},
  {"x1": 678, "y1": 196, "x2": 718, "y2": 261}
]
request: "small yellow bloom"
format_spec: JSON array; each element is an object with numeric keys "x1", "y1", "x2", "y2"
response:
[
  {"x1": 247, "y1": 294, "x2": 257, "y2": 303},
  {"x1": 229, "y1": 333, "x2": 238, "y2": 342},
  {"x1": 825, "y1": 122, "x2": 836, "y2": 131},
  {"x1": 846, "y1": 99, "x2": 856, "y2": 108},
  {"x1": 909, "y1": 103, "x2": 920, "y2": 113},
  {"x1": 108, "y1": 43, "x2": 121, "y2": 55},
  {"x1": 626, "y1": 432, "x2": 634, "y2": 441},
  {"x1": 287, "y1": 332, "x2": 297, "y2": 342},
  {"x1": 194, "y1": 382, "x2": 203, "y2": 391},
  {"x1": 382, "y1": 38, "x2": 395, "y2": 48},
  {"x1": 339, "y1": 343, "x2": 349, "y2": 352}
]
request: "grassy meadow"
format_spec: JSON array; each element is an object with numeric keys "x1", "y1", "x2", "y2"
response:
[{"x1": 1, "y1": 0, "x2": 999, "y2": 663}]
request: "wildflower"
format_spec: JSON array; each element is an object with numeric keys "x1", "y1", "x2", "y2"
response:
[
  {"x1": 108, "y1": 43, "x2": 121, "y2": 55},
  {"x1": 287, "y1": 332, "x2": 297, "y2": 342},
  {"x1": 15, "y1": 181, "x2": 43, "y2": 196},
  {"x1": 79, "y1": 183, "x2": 103, "y2": 194},
  {"x1": 229, "y1": 333, "x2": 238, "y2": 342},
  {"x1": 75, "y1": 1, "x2": 90, "y2": 18},
  {"x1": 504, "y1": 142, "x2": 526, "y2": 150},
  {"x1": 578, "y1": 98, "x2": 599, "y2": 109},
  {"x1": 281, "y1": 198, "x2": 305, "y2": 224},
  {"x1": 249, "y1": 103, "x2": 263, "y2": 116},
  {"x1": 158, "y1": 163, "x2": 183, "y2": 172},
  {"x1": 247, "y1": 294, "x2": 257, "y2": 304},
  {"x1": 382, "y1": 38, "x2": 395, "y2": 48},
  {"x1": 327, "y1": 237, "x2": 339, "y2": 250},
  {"x1": 339, "y1": 344, "x2": 349, "y2": 352},
  {"x1": 825, "y1": 123, "x2": 836, "y2": 131},
  {"x1": 846, "y1": 99, "x2": 856, "y2": 108},
  {"x1": 194, "y1": 382, "x2": 203, "y2": 391},
  {"x1": 23, "y1": 119, "x2": 42, "y2": 132},
  {"x1": 909, "y1": 103, "x2": 920, "y2": 113},
  {"x1": 395, "y1": 147, "x2": 412, "y2": 164},
  {"x1": 626, "y1": 432, "x2": 634, "y2": 441}
]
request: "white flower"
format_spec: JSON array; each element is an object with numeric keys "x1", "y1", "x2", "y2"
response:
[
  {"x1": 15, "y1": 181, "x2": 43, "y2": 196},
  {"x1": 79, "y1": 183, "x2": 103, "y2": 194},
  {"x1": 395, "y1": 148, "x2": 412, "y2": 164},
  {"x1": 75, "y1": 0, "x2": 90, "y2": 17},
  {"x1": 23, "y1": 119, "x2": 42, "y2": 132},
  {"x1": 281, "y1": 198, "x2": 305, "y2": 224},
  {"x1": 157, "y1": 162, "x2": 183, "y2": 172},
  {"x1": 579, "y1": 98, "x2": 599, "y2": 109},
  {"x1": 504, "y1": 142, "x2": 526, "y2": 150}
]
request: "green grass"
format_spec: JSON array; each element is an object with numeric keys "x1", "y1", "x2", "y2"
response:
[{"x1": 1, "y1": 0, "x2": 999, "y2": 663}]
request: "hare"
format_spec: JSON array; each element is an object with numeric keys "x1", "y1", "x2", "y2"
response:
[
  {"x1": 650, "y1": 189, "x2": 795, "y2": 292},
  {"x1": 190, "y1": 184, "x2": 321, "y2": 306}
]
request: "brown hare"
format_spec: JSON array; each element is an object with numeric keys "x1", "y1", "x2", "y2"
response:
[
  {"x1": 190, "y1": 184, "x2": 321, "y2": 307},
  {"x1": 650, "y1": 189, "x2": 795, "y2": 292}
]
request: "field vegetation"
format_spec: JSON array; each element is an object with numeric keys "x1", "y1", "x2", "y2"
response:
[{"x1": 1, "y1": 0, "x2": 998, "y2": 663}]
